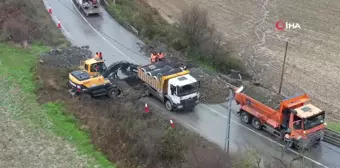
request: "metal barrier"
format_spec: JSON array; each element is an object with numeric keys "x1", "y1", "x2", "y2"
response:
[{"x1": 324, "y1": 128, "x2": 340, "y2": 147}]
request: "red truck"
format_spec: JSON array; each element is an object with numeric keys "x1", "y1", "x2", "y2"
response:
[{"x1": 234, "y1": 90, "x2": 326, "y2": 149}]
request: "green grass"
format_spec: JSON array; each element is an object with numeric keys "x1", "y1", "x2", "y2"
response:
[
  {"x1": 328, "y1": 122, "x2": 340, "y2": 133},
  {"x1": 0, "y1": 43, "x2": 114, "y2": 168}
]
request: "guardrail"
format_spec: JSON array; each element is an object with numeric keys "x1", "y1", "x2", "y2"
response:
[{"x1": 324, "y1": 128, "x2": 340, "y2": 147}]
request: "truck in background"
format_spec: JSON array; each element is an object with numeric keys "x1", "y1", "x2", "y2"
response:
[
  {"x1": 234, "y1": 91, "x2": 326, "y2": 149},
  {"x1": 138, "y1": 62, "x2": 200, "y2": 111},
  {"x1": 74, "y1": 0, "x2": 101, "y2": 16}
]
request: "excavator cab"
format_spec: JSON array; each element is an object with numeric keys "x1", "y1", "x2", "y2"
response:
[
  {"x1": 69, "y1": 58, "x2": 120, "y2": 99},
  {"x1": 81, "y1": 58, "x2": 108, "y2": 77}
]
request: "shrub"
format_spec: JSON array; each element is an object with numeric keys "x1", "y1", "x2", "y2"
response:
[
  {"x1": 106, "y1": 1, "x2": 243, "y2": 71},
  {"x1": 0, "y1": 0, "x2": 66, "y2": 45},
  {"x1": 177, "y1": 4, "x2": 243, "y2": 72}
]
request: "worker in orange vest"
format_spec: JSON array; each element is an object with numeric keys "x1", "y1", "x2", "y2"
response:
[
  {"x1": 150, "y1": 52, "x2": 158, "y2": 63},
  {"x1": 94, "y1": 52, "x2": 99, "y2": 59},
  {"x1": 157, "y1": 52, "x2": 164, "y2": 61}
]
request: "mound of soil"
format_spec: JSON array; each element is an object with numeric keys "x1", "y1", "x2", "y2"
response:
[
  {"x1": 35, "y1": 46, "x2": 241, "y2": 168},
  {"x1": 40, "y1": 46, "x2": 92, "y2": 68}
]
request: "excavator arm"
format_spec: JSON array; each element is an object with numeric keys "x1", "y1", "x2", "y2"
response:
[{"x1": 102, "y1": 61, "x2": 139, "y2": 79}]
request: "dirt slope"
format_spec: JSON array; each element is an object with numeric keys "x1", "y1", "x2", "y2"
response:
[{"x1": 146, "y1": 0, "x2": 340, "y2": 121}]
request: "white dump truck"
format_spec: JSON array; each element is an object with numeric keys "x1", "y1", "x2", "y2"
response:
[
  {"x1": 138, "y1": 62, "x2": 200, "y2": 111},
  {"x1": 74, "y1": 0, "x2": 101, "y2": 16}
]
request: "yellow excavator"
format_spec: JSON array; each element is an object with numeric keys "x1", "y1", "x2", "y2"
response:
[{"x1": 68, "y1": 57, "x2": 125, "y2": 100}]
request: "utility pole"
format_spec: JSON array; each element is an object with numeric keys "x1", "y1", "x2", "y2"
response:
[
  {"x1": 224, "y1": 89, "x2": 233, "y2": 155},
  {"x1": 224, "y1": 86, "x2": 243, "y2": 156},
  {"x1": 278, "y1": 41, "x2": 288, "y2": 94}
]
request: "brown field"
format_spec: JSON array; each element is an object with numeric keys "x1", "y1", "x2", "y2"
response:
[{"x1": 146, "y1": 0, "x2": 340, "y2": 121}]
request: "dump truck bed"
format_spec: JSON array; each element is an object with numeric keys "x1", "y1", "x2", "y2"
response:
[
  {"x1": 235, "y1": 92, "x2": 282, "y2": 128},
  {"x1": 82, "y1": 6, "x2": 100, "y2": 15},
  {"x1": 243, "y1": 86, "x2": 284, "y2": 109},
  {"x1": 138, "y1": 67, "x2": 163, "y2": 92}
]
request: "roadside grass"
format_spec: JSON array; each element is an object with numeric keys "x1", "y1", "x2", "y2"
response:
[
  {"x1": 328, "y1": 122, "x2": 340, "y2": 133},
  {"x1": 0, "y1": 43, "x2": 114, "y2": 168}
]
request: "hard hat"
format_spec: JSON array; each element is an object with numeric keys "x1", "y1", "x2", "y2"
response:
[{"x1": 285, "y1": 134, "x2": 290, "y2": 139}]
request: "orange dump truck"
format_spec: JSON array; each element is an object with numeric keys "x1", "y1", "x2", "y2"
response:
[{"x1": 234, "y1": 91, "x2": 326, "y2": 149}]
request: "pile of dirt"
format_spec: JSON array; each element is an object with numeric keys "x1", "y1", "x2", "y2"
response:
[
  {"x1": 40, "y1": 46, "x2": 92, "y2": 68},
  {"x1": 35, "y1": 46, "x2": 252, "y2": 168},
  {"x1": 190, "y1": 68, "x2": 230, "y2": 103}
]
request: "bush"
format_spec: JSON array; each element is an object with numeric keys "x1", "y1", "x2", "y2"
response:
[
  {"x1": 0, "y1": 0, "x2": 66, "y2": 45},
  {"x1": 177, "y1": 4, "x2": 243, "y2": 72},
  {"x1": 106, "y1": 1, "x2": 243, "y2": 72}
]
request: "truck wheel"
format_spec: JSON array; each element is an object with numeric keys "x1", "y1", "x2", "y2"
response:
[
  {"x1": 284, "y1": 135, "x2": 293, "y2": 148},
  {"x1": 144, "y1": 87, "x2": 151, "y2": 96},
  {"x1": 293, "y1": 142, "x2": 303, "y2": 150},
  {"x1": 107, "y1": 88, "x2": 120, "y2": 99},
  {"x1": 251, "y1": 117, "x2": 262, "y2": 130},
  {"x1": 165, "y1": 100, "x2": 173, "y2": 111},
  {"x1": 240, "y1": 112, "x2": 251, "y2": 124}
]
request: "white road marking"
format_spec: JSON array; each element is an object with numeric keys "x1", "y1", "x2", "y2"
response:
[
  {"x1": 200, "y1": 104, "x2": 327, "y2": 167},
  {"x1": 70, "y1": 0, "x2": 137, "y2": 63},
  {"x1": 43, "y1": 0, "x2": 75, "y2": 42},
  {"x1": 49, "y1": 0, "x2": 328, "y2": 167}
]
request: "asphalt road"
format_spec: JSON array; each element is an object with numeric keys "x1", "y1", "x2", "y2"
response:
[{"x1": 44, "y1": 0, "x2": 340, "y2": 167}]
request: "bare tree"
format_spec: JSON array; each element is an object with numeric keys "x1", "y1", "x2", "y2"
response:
[{"x1": 178, "y1": 4, "x2": 210, "y2": 47}]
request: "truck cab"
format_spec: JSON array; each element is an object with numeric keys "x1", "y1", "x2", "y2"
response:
[
  {"x1": 166, "y1": 74, "x2": 200, "y2": 110},
  {"x1": 282, "y1": 101, "x2": 326, "y2": 149}
]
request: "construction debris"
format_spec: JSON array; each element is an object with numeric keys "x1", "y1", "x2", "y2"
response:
[{"x1": 40, "y1": 46, "x2": 91, "y2": 68}]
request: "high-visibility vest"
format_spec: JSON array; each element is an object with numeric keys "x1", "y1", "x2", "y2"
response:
[
  {"x1": 151, "y1": 54, "x2": 157, "y2": 62},
  {"x1": 158, "y1": 53, "x2": 164, "y2": 59}
]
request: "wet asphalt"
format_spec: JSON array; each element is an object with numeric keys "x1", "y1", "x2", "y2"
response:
[{"x1": 44, "y1": 0, "x2": 340, "y2": 167}]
